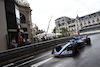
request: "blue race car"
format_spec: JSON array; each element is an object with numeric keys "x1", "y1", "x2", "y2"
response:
[{"x1": 52, "y1": 35, "x2": 91, "y2": 57}]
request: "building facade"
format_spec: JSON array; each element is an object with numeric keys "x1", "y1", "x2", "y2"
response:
[
  {"x1": 0, "y1": 0, "x2": 33, "y2": 51},
  {"x1": 55, "y1": 11, "x2": 100, "y2": 35},
  {"x1": 78, "y1": 12, "x2": 100, "y2": 35},
  {"x1": 16, "y1": 0, "x2": 34, "y2": 42},
  {"x1": 0, "y1": 0, "x2": 8, "y2": 51},
  {"x1": 0, "y1": 0, "x2": 21, "y2": 51},
  {"x1": 55, "y1": 16, "x2": 72, "y2": 33}
]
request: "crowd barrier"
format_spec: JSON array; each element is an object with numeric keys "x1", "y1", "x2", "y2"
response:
[{"x1": 0, "y1": 37, "x2": 73, "y2": 66}]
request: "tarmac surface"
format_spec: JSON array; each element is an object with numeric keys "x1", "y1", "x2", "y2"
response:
[{"x1": 18, "y1": 34, "x2": 100, "y2": 67}]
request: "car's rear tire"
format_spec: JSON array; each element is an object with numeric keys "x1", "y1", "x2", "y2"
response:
[{"x1": 84, "y1": 38, "x2": 91, "y2": 45}]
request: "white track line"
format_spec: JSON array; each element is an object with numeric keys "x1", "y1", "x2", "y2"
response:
[
  {"x1": 3, "y1": 63, "x2": 14, "y2": 67},
  {"x1": 31, "y1": 57, "x2": 53, "y2": 67},
  {"x1": 15, "y1": 53, "x2": 51, "y2": 67}
]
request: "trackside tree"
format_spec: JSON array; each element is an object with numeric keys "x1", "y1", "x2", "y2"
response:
[{"x1": 61, "y1": 28, "x2": 69, "y2": 37}]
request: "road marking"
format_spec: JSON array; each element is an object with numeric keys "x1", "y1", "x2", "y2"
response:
[
  {"x1": 15, "y1": 53, "x2": 52, "y2": 67},
  {"x1": 31, "y1": 57, "x2": 53, "y2": 67},
  {"x1": 3, "y1": 63, "x2": 14, "y2": 67}
]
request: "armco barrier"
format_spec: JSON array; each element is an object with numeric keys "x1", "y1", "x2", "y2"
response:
[{"x1": 0, "y1": 37, "x2": 73, "y2": 66}]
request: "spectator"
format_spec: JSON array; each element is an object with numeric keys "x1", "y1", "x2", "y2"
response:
[
  {"x1": 38, "y1": 37, "x2": 42, "y2": 42},
  {"x1": 34, "y1": 37, "x2": 38, "y2": 43},
  {"x1": 42, "y1": 36, "x2": 45, "y2": 41},
  {"x1": 18, "y1": 36, "x2": 23, "y2": 46},
  {"x1": 52, "y1": 37, "x2": 54, "y2": 39},
  {"x1": 27, "y1": 38, "x2": 31, "y2": 44},
  {"x1": 23, "y1": 38, "x2": 26, "y2": 45},
  {"x1": 11, "y1": 38, "x2": 18, "y2": 48}
]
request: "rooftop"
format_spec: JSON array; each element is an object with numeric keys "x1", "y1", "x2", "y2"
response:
[{"x1": 16, "y1": 0, "x2": 29, "y2": 7}]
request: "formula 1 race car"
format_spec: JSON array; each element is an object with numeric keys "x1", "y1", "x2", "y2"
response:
[{"x1": 52, "y1": 35, "x2": 91, "y2": 57}]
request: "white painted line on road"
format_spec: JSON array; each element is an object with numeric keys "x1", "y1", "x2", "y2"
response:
[
  {"x1": 3, "y1": 63, "x2": 14, "y2": 67},
  {"x1": 15, "y1": 53, "x2": 52, "y2": 67},
  {"x1": 31, "y1": 57, "x2": 53, "y2": 67}
]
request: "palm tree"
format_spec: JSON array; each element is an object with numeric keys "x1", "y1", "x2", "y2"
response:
[
  {"x1": 53, "y1": 27, "x2": 57, "y2": 33},
  {"x1": 61, "y1": 28, "x2": 68, "y2": 36},
  {"x1": 52, "y1": 27, "x2": 57, "y2": 39}
]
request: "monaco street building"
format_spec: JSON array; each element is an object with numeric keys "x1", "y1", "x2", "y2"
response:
[
  {"x1": 0, "y1": 0, "x2": 33, "y2": 51},
  {"x1": 16, "y1": 0, "x2": 34, "y2": 42},
  {"x1": 55, "y1": 11, "x2": 100, "y2": 35},
  {"x1": 55, "y1": 16, "x2": 73, "y2": 33}
]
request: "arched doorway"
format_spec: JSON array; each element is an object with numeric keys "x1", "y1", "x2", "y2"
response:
[
  {"x1": 20, "y1": 13, "x2": 28, "y2": 39},
  {"x1": 20, "y1": 13, "x2": 26, "y2": 23}
]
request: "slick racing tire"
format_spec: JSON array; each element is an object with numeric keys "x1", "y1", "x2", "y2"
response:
[
  {"x1": 72, "y1": 44, "x2": 79, "y2": 55},
  {"x1": 86, "y1": 38, "x2": 91, "y2": 45},
  {"x1": 56, "y1": 46, "x2": 62, "y2": 52},
  {"x1": 51, "y1": 49, "x2": 54, "y2": 54},
  {"x1": 84, "y1": 38, "x2": 91, "y2": 45}
]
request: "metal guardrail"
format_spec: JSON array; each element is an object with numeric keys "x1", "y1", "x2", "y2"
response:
[{"x1": 0, "y1": 37, "x2": 73, "y2": 66}]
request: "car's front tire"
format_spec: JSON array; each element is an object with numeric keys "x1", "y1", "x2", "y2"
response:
[
  {"x1": 56, "y1": 46, "x2": 62, "y2": 52},
  {"x1": 86, "y1": 38, "x2": 91, "y2": 45},
  {"x1": 51, "y1": 49, "x2": 54, "y2": 54},
  {"x1": 71, "y1": 44, "x2": 79, "y2": 55}
]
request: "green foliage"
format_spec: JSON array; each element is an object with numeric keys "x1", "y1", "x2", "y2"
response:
[
  {"x1": 61, "y1": 28, "x2": 68, "y2": 37},
  {"x1": 53, "y1": 27, "x2": 57, "y2": 33}
]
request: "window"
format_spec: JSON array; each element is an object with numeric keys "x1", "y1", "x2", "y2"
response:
[
  {"x1": 69, "y1": 19, "x2": 71, "y2": 20},
  {"x1": 77, "y1": 23, "x2": 78, "y2": 26},
  {"x1": 94, "y1": 15, "x2": 96, "y2": 17},
  {"x1": 83, "y1": 23, "x2": 100, "y2": 28},
  {"x1": 85, "y1": 18, "x2": 87, "y2": 19},
  {"x1": 23, "y1": 28, "x2": 27, "y2": 32},
  {"x1": 72, "y1": 21, "x2": 74, "y2": 23},
  {"x1": 15, "y1": 6, "x2": 20, "y2": 19},
  {"x1": 88, "y1": 21, "x2": 90, "y2": 24},
  {"x1": 15, "y1": 5, "x2": 20, "y2": 24},
  {"x1": 92, "y1": 20, "x2": 95, "y2": 23},
  {"x1": 62, "y1": 23, "x2": 64, "y2": 25},
  {"x1": 58, "y1": 23, "x2": 61, "y2": 27},
  {"x1": 59, "y1": 18, "x2": 62, "y2": 20},
  {"x1": 81, "y1": 23, "x2": 82, "y2": 25},
  {"x1": 69, "y1": 25, "x2": 75, "y2": 28},
  {"x1": 62, "y1": 20, "x2": 64, "y2": 21},
  {"x1": 97, "y1": 19, "x2": 99, "y2": 22},
  {"x1": 84, "y1": 22, "x2": 86, "y2": 25},
  {"x1": 20, "y1": 13, "x2": 26, "y2": 23},
  {"x1": 68, "y1": 21, "x2": 70, "y2": 24}
]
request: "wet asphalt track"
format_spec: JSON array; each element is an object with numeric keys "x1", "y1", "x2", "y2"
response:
[{"x1": 19, "y1": 34, "x2": 100, "y2": 67}]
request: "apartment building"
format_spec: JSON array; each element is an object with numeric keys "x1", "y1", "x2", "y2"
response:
[{"x1": 55, "y1": 11, "x2": 100, "y2": 35}]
